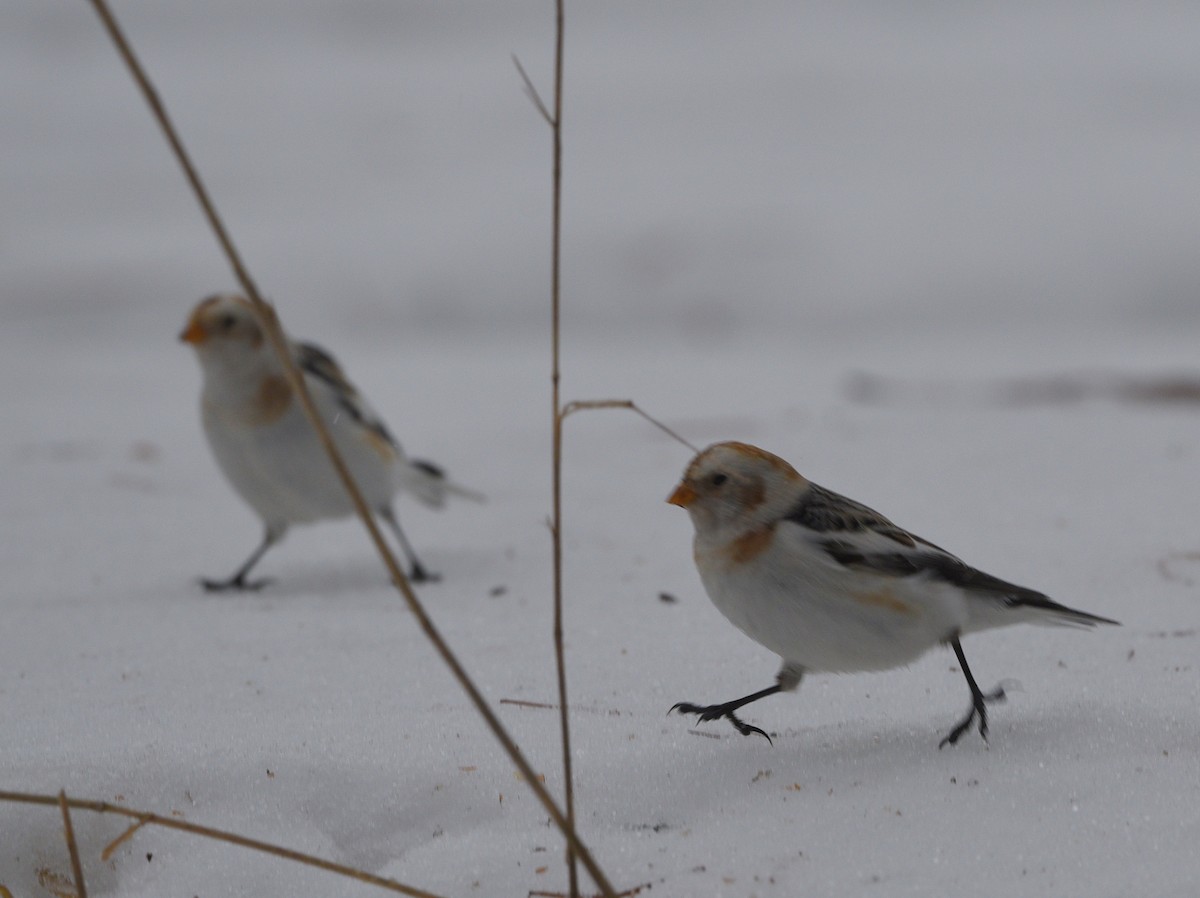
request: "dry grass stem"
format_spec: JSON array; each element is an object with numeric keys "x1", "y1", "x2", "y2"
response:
[
  {"x1": 100, "y1": 818, "x2": 149, "y2": 862},
  {"x1": 512, "y1": 54, "x2": 554, "y2": 126},
  {"x1": 529, "y1": 885, "x2": 651, "y2": 898},
  {"x1": 4, "y1": 790, "x2": 443, "y2": 898},
  {"x1": 84, "y1": 0, "x2": 385, "y2": 585},
  {"x1": 84, "y1": 1, "x2": 616, "y2": 894},
  {"x1": 57, "y1": 791, "x2": 88, "y2": 898},
  {"x1": 527, "y1": 2, "x2": 581, "y2": 894},
  {"x1": 501, "y1": 698, "x2": 559, "y2": 710},
  {"x1": 522, "y1": 7, "x2": 697, "y2": 896},
  {"x1": 501, "y1": 699, "x2": 625, "y2": 717},
  {"x1": 560, "y1": 400, "x2": 698, "y2": 452}
]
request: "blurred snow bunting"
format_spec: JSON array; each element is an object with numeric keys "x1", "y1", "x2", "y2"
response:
[
  {"x1": 667, "y1": 441, "x2": 1117, "y2": 747},
  {"x1": 181, "y1": 293, "x2": 482, "y2": 590}
]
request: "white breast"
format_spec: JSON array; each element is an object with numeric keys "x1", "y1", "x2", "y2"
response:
[
  {"x1": 201, "y1": 377, "x2": 399, "y2": 526},
  {"x1": 694, "y1": 523, "x2": 969, "y2": 673}
]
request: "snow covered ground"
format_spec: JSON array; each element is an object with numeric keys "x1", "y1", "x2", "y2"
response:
[{"x1": 3, "y1": 2, "x2": 1199, "y2": 896}]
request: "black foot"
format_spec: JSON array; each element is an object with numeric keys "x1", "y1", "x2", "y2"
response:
[
  {"x1": 408, "y1": 564, "x2": 441, "y2": 584},
  {"x1": 939, "y1": 685, "x2": 1007, "y2": 748},
  {"x1": 200, "y1": 575, "x2": 272, "y2": 593},
  {"x1": 670, "y1": 701, "x2": 773, "y2": 744}
]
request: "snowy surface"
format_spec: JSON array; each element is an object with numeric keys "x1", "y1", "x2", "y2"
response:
[{"x1": 3, "y1": 2, "x2": 1200, "y2": 896}]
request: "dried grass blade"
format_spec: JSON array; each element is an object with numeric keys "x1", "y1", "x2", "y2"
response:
[
  {"x1": 57, "y1": 791, "x2": 88, "y2": 898},
  {"x1": 100, "y1": 817, "x2": 148, "y2": 862},
  {"x1": 3, "y1": 790, "x2": 442, "y2": 898}
]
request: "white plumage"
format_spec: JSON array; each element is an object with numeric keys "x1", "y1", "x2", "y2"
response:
[
  {"x1": 669, "y1": 441, "x2": 1117, "y2": 745},
  {"x1": 182, "y1": 293, "x2": 481, "y2": 589}
]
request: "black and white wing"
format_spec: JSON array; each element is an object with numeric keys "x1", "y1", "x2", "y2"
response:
[
  {"x1": 292, "y1": 340, "x2": 484, "y2": 507},
  {"x1": 292, "y1": 340, "x2": 400, "y2": 452},
  {"x1": 783, "y1": 482, "x2": 1117, "y2": 627}
]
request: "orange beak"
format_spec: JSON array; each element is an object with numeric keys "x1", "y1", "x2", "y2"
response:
[
  {"x1": 179, "y1": 318, "x2": 207, "y2": 344},
  {"x1": 667, "y1": 482, "x2": 696, "y2": 508}
]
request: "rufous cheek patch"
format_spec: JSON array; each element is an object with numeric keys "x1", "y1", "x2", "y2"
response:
[{"x1": 738, "y1": 478, "x2": 766, "y2": 510}]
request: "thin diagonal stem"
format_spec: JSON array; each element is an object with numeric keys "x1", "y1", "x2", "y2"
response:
[
  {"x1": 85, "y1": 3, "x2": 614, "y2": 894},
  {"x1": 512, "y1": 53, "x2": 554, "y2": 126},
  {"x1": 560, "y1": 400, "x2": 698, "y2": 453}
]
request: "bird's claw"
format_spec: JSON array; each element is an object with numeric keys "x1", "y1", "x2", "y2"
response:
[
  {"x1": 938, "y1": 683, "x2": 1007, "y2": 749},
  {"x1": 670, "y1": 702, "x2": 773, "y2": 744}
]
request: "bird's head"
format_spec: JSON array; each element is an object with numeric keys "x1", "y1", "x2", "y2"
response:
[
  {"x1": 180, "y1": 293, "x2": 266, "y2": 352},
  {"x1": 668, "y1": 441, "x2": 807, "y2": 535}
]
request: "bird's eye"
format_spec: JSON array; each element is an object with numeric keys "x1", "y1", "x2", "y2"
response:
[
  {"x1": 710, "y1": 473, "x2": 728, "y2": 487},
  {"x1": 219, "y1": 314, "x2": 236, "y2": 330}
]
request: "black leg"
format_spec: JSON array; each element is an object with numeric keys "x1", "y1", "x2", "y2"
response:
[
  {"x1": 940, "y1": 637, "x2": 1008, "y2": 748},
  {"x1": 379, "y1": 505, "x2": 440, "y2": 583},
  {"x1": 201, "y1": 524, "x2": 284, "y2": 592},
  {"x1": 671, "y1": 674, "x2": 795, "y2": 744}
]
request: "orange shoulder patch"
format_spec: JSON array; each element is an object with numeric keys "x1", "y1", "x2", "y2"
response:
[
  {"x1": 725, "y1": 524, "x2": 776, "y2": 564},
  {"x1": 253, "y1": 374, "x2": 293, "y2": 424}
]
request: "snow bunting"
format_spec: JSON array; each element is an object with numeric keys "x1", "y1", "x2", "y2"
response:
[
  {"x1": 181, "y1": 293, "x2": 482, "y2": 590},
  {"x1": 667, "y1": 441, "x2": 1117, "y2": 746}
]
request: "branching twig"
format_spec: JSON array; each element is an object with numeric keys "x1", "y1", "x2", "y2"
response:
[
  {"x1": 58, "y1": 791, "x2": 88, "y2": 898},
  {"x1": 3, "y1": 790, "x2": 441, "y2": 898},
  {"x1": 100, "y1": 817, "x2": 149, "y2": 862},
  {"x1": 84, "y1": 3, "x2": 616, "y2": 895},
  {"x1": 560, "y1": 400, "x2": 698, "y2": 452},
  {"x1": 512, "y1": 54, "x2": 554, "y2": 126}
]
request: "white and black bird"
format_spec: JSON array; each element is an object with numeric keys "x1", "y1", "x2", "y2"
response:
[
  {"x1": 181, "y1": 293, "x2": 482, "y2": 590},
  {"x1": 667, "y1": 441, "x2": 1117, "y2": 746}
]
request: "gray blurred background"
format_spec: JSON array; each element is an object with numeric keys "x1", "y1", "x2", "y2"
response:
[{"x1": 4, "y1": 1, "x2": 1199, "y2": 351}]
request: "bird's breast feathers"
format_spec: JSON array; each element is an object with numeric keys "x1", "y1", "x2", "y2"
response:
[{"x1": 693, "y1": 519, "x2": 968, "y2": 672}]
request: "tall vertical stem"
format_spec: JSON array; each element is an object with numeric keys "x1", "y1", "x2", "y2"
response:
[{"x1": 548, "y1": 1, "x2": 579, "y2": 896}]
